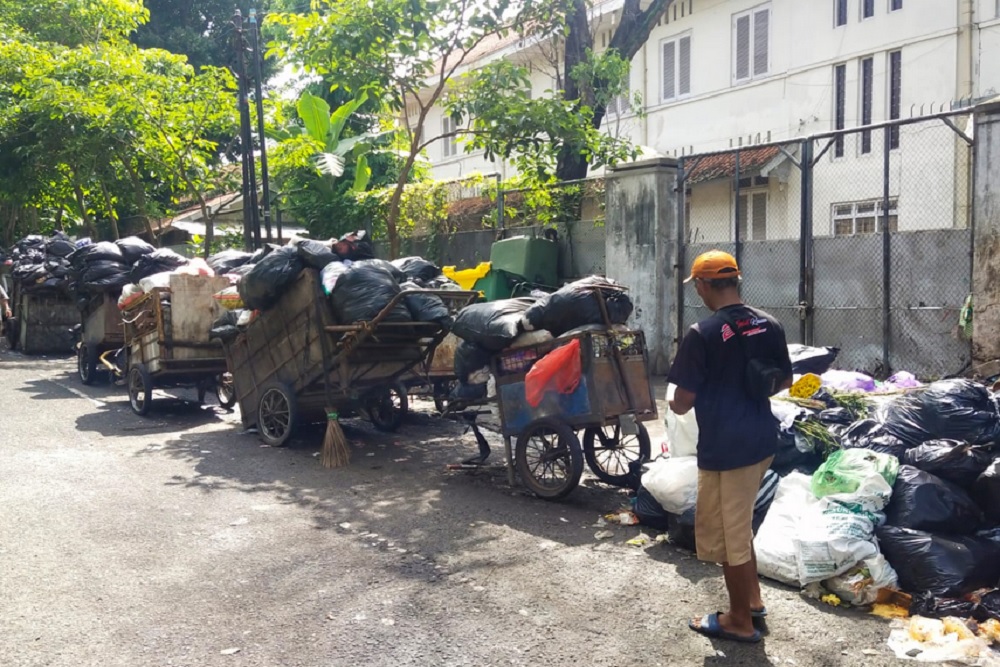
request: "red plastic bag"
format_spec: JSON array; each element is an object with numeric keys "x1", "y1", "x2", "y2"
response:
[{"x1": 525, "y1": 339, "x2": 582, "y2": 408}]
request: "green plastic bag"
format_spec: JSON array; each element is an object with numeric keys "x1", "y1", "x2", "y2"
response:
[{"x1": 811, "y1": 449, "x2": 900, "y2": 498}]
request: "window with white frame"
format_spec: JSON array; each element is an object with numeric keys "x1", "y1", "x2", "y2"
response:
[
  {"x1": 441, "y1": 115, "x2": 459, "y2": 159},
  {"x1": 832, "y1": 199, "x2": 899, "y2": 235},
  {"x1": 861, "y1": 0, "x2": 875, "y2": 19},
  {"x1": 888, "y1": 50, "x2": 902, "y2": 149},
  {"x1": 890, "y1": 0, "x2": 902, "y2": 11},
  {"x1": 733, "y1": 4, "x2": 770, "y2": 84},
  {"x1": 834, "y1": 63, "x2": 847, "y2": 158},
  {"x1": 606, "y1": 94, "x2": 628, "y2": 116},
  {"x1": 834, "y1": 0, "x2": 848, "y2": 27},
  {"x1": 860, "y1": 56, "x2": 874, "y2": 154},
  {"x1": 736, "y1": 188, "x2": 768, "y2": 241},
  {"x1": 661, "y1": 34, "x2": 692, "y2": 101}
]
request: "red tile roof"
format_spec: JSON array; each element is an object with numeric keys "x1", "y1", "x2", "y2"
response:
[{"x1": 683, "y1": 145, "x2": 782, "y2": 185}]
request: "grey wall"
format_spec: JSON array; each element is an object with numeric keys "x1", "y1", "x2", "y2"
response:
[{"x1": 973, "y1": 99, "x2": 1000, "y2": 368}]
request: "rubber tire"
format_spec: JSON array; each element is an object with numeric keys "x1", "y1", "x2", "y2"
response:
[
  {"x1": 215, "y1": 373, "x2": 237, "y2": 409},
  {"x1": 257, "y1": 382, "x2": 298, "y2": 447},
  {"x1": 368, "y1": 383, "x2": 408, "y2": 432},
  {"x1": 78, "y1": 344, "x2": 99, "y2": 386},
  {"x1": 582, "y1": 422, "x2": 652, "y2": 488},
  {"x1": 128, "y1": 364, "x2": 153, "y2": 416},
  {"x1": 515, "y1": 419, "x2": 585, "y2": 501}
]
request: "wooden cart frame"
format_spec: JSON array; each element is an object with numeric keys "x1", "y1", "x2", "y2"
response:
[
  {"x1": 77, "y1": 292, "x2": 125, "y2": 385},
  {"x1": 4, "y1": 280, "x2": 77, "y2": 354},
  {"x1": 121, "y1": 274, "x2": 234, "y2": 415},
  {"x1": 224, "y1": 269, "x2": 476, "y2": 446}
]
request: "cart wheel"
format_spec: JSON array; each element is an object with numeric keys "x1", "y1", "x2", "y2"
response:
[
  {"x1": 258, "y1": 382, "x2": 298, "y2": 447},
  {"x1": 128, "y1": 364, "x2": 153, "y2": 416},
  {"x1": 215, "y1": 373, "x2": 237, "y2": 409},
  {"x1": 78, "y1": 344, "x2": 99, "y2": 386},
  {"x1": 515, "y1": 419, "x2": 584, "y2": 501},
  {"x1": 582, "y1": 422, "x2": 651, "y2": 488},
  {"x1": 433, "y1": 380, "x2": 457, "y2": 414},
  {"x1": 368, "y1": 383, "x2": 408, "y2": 432}
]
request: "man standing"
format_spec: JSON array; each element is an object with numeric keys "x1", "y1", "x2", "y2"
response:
[{"x1": 667, "y1": 250, "x2": 792, "y2": 644}]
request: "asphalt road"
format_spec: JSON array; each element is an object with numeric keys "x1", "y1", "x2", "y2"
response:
[{"x1": 0, "y1": 351, "x2": 913, "y2": 667}]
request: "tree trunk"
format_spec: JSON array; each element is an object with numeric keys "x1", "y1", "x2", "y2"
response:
[
  {"x1": 73, "y1": 182, "x2": 99, "y2": 239},
  {"x1": 386, "y1": 135, "x2": 423, "y2": 260},
  {"x1": 54, "y1": 207, "x2": 64, "y2": 232},
  {"x1": 99, "y1": 181, "x2": 121, "y2": 240},
  {"x1": 555, "y1": 0, "x2": 675, "y2": 180},
  {"x1": 119, "y1": 152, "x2": 159, "y2": 247}
]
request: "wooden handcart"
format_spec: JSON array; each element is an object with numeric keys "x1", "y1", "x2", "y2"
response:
[
  {"x1": 77, "y1": 292, "x2": 125, "y2": 385},
  {"x1": 224, "y1": 268, "x2": 476, "y2": 447},
  {"x1": 121, "y1": 274, "x2": 235, "y2": 415}
]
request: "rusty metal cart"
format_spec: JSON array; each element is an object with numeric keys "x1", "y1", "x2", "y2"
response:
[
  {"x1": 77, "y1": 292, "x2": 125, "y2": 385},
  {"x1": 224, "y1": 269, "x2": 476, "y2": 447},
  {"x1": 492, "y1": 327, "x2": 659, "y2": 500},
  {"x1": 122, "y1": 274, "x2": 235, "y2": 416},
  {"x1": 5, "y1": 280, "x2": 77, "y2": 354}
]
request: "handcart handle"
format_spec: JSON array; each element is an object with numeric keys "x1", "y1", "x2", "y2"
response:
[{"x1": 592, "y1": 288, "x2": 638, "y2": 414}]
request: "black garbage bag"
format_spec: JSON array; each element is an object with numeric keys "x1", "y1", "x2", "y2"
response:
[
  {"x1": 771, "y1": 429, "x2": 824, "y2": 477},
  {"x1": 882, "y1": 379, "x2": 1000, "y2": 448},
  {"x1": 425, "y1": 275, "x2": 463, "y2": 291},
  {"x1": 83, "y1": 272, "x2": 133, "y2": 292},
  {"x1": 330, "y1": 262, "x2": 410, "y2": 324},
  {"x1": 449, "y1": 382, "x2": 488, "y2": 401},
  {"x1": 901, "y1": 441, "x2": 995, "y2": 490},
  {"x1": 401, "y1": 281, "x2": 451, "y2": 325},
  {"x1": 354, "y1": 259, "x2": 406, "y2": 282},
  {"x1": 392, "y1": 256, "x2": 441, "y2": 283},
  {"x1": 45, "y1": 238, "x2": 76, "y2": 258},
  {"x1": 454, "y1": 341, "x2": 493, "y2": 383},
  {"x1": 452, "y1": 298, "x2": 533, "y2": 351},
  {"x1": 911, "y1": 588, "x2": 1000, "y2": 622},
  {"x1": 225, "y1": 264, "x2": 255, "y2": 280},
  {"x1": 130, "y1": 249, "x2": 189, "y2": 282},
  {"x1": 249, "y1": 244, "x2": 278, "y2": 264},
  {"x1": 832, "y1": 418, "x2": 910, "y2": 458},
  {"x1": 877, "y1": 525, "x2": 1000, "y2": 597},
  {"x1": 635, "y1": 485, "x2": 672, "y2": 531},
  {"x1": 81, "y1": 260, "x2": 129, "y2": 283},
  {"x1": 333, "y1": 230, "x2": 375, "y2": 261},
  {"x1": 238, "y1": 246, "x2": 305, "y2": 311},
  {"x1": 207, "y1": 249, "x2": 254, "y2": 275},
  {"x1": 788, "y1": 344, "x2": 840, "y2": 375},
  {"x1": 210, "y1": 310, "x2": 242, "y2": 342},
  {"x1": 115, "y1": 236, "x2": 155, "y2": 264},
  {"x1": 886, "y1": 465, "x2": 984, "y2": 535},
  {"x1": 973, "y1": 460, "x2": 1000, "y2": 525},
  {"x1": 75, "y1": 241, "x2": 123, "y2": 264},
  {"x1": 818, "y1": 407, "x2": 855, "y2": 426},
  {"x1": 523, "y1": 276, "x2": 633, "y2": 336},
  {"x1": 294, "y1": 239, "x2": 339, "y2": 270}
]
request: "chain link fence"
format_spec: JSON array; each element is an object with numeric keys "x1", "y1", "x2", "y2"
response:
[{"x1": 678, "y1": 112, "x2": 973, "y2": 379}]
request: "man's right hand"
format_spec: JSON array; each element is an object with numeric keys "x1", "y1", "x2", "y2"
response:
[{"x1": 3, "y1": 308, "x2": 11, "y2": 319}]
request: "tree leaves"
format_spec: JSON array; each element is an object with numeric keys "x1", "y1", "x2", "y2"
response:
[{"x1": 297, "y1": 91, "x2": 332, "y2": 145}]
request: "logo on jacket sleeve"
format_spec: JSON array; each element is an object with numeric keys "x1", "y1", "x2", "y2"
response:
[{"x1": 721, "y1": 324, "x2": 735, "y2": 342}]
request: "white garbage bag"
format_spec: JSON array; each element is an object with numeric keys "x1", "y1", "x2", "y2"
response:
[
  {"x1": 754, "y1": 473, "x2": 812, "y2": 586},
  {"x1": 641, "y1": 456, "x2": 698, "y2": 514},
  {"x1": 665, "y1": 384, "x2": 698, "y2": 458}
]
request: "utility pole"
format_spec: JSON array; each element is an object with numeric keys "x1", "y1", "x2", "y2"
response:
[
  {"x1": 249, "y1": 8, "x2": 273, "y2": 244},
  {"x1": 233, "y1": 9, "x2": 261, "y2": 250}
]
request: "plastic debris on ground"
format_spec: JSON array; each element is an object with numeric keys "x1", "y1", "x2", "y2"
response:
[{"x1": 887, "y1": 616, "x2": 1000, "y2": 665}]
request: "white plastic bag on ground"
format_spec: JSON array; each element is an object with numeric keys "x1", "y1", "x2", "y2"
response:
[
  {"x1": 665, "y1": 384, "x2": 698, "y2": 458},
  {"x1": 642, "y1": 456, "x2": 698, "y2": 514},
  {"x1": 888, "y1": 616, "x2": 1000, "y2": 666},
  {"x1": 139, "y1": 271, "x2": 173, "y2": 293},
  {"x1": 754, "y1": 473, "x2": 813, "y2": 586}
]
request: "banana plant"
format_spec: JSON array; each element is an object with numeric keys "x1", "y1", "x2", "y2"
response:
[{"x1": 269, "y1": 90, "x2": 387, "y2": 192}]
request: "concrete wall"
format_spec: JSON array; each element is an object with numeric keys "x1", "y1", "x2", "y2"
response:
[{"x1": 972, "y1": 98, "x2": 1000, "y2": 368}]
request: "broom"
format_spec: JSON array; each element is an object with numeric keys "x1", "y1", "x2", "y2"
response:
[{"x1": 321, "y1": 410, "x2": 351, "y2": 468}]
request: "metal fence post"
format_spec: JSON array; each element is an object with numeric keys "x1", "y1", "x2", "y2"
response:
[
  {"x1": 799, "y1": 139, "x2": 814, "y2": 345},
  {"x1": 677, "y1": 158, "x2": 687, "y2": 346},
  {"x1": 882, "y1": 126, "x2": 893, "y2": 375},
  {"x1": 733, "y1": 149, "x2": 742, "y2": 267}
]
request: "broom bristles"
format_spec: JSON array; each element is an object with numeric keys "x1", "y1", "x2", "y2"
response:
[{"x1": 321, "y1": 410, "x2": 351, "y2": 468}]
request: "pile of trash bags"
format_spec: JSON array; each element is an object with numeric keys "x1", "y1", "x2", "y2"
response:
[
  {"x1": 6, "y1": 233, "x2": 80, "y2": 295},
  {"x1": 207, "y1": 231, "x2": 463, "y2": 343},
  {"x1": 640, "y1": 350, "x2": 1000, "y2": 615},
  {"x1": 447, "y1": 276, "x2": 634, "y2": 400}
]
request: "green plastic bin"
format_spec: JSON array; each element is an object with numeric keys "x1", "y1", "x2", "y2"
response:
[{"x1": 489, "y1": 236, "x2": 559, "y2": 290}]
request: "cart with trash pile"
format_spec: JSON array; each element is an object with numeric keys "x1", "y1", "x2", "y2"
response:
[
  {"x1": 121, "y1": 273, "x2": 235, "y2": 415},
  {"x1": 400, "y1": 332, "x2": 465, "y2": 413},
  {"x1": 5, "y1": 281, "x2": 78, "y2": 354},
  {"x1": 223, "y1": 268, "x2": 476, "y2": 447},
  {"x1": 490, "y1": 323, "x2": 659, "y2": 500},
  {"x1": 76, "y1": 292, "x2": 125, "y2": 385}
]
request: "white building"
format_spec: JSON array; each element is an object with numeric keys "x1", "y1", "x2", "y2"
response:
[{"x1": 420, "y1": 0, "x2": 1000, "y2": 241}]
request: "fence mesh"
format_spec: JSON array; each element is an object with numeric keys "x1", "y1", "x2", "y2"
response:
[{"x1": 679, "y1": 114, "x2": 973, "y2": 379}]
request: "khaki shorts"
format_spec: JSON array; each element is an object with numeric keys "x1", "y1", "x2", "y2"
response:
[{"x1": 695, "y1": 456, "x2": 774, "y2": 567}]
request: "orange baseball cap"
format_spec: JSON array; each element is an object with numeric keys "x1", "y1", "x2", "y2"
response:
[{"x1": 684, "y1": 250, "x2": 741, "y2": 283}]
